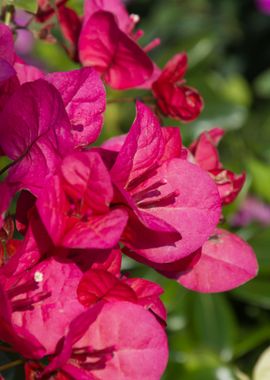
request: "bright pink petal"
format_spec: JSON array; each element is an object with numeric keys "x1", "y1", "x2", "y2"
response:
[
  {"x1": 0, "y1": 24, "x2": 14, "y2": 64},
  {"x1": 111, "y1": 101, "x2": 164, "y2": 187},
  {"x1": 36, "y1": 175, "x2": 68, "y2": 246},
  {"x1": 14, "y1": 62, "x2": 44, "y2": 84},
  {"x1": 158, "y1": 53, "x2": 187, "y2": 83},
  {"x1": 37, "y1": 157, "x2": 128, "y2": 250},
  {"x1": 210, "y1": 169, "x2": 246, "y2": 205},
  {"x1": 0, "y1": 283, "x2": 46, "y2": 359},
  {"x1": 84, "y1": 0, "x2": 131, "y2": 32},
  {"x1": 159, "y1": 127, "x2": 182, "y2": 164},
  {"x1": 11, "y1": 258, "x2": 85, "y2": 355},
  {"x1": 0, "y1": 80, "x2": 73, "y2": 193},
  {"x1": 113, "y1": 180, "x2": 181, "y2": 237},
  {"x1": 122, "y1": 208, "x2": 181, "y2": 251},
  {"x1": 79, "y1": 11, "x2": 153, "y2": 89},
  {"x1": 126, "y1": 278, "x2": 167, "y2": 323},
  {"x1": 137, "y1": 64, "x2": 161, "y2": 89},
  {"x1": 47, "y1": 68, "x2": 105, "y2": 146},
  {"x1": 1, "y1": 213, "x2": 50, "y2": 279},
  {"x1": 152, "y1": 53, "x2": 203, "y2": 122},
  {"x1": 91, "y1": 248, "x2": 122, "y2": 276},
  {"x1": 60, "y1": 151, "x2": 113, "y2": 213},
  {"x1": 77, "y1": 269, "x2": 137, "y2": 307},
  {"x1": 178, "y1": 229, "x2": 258, "y2": 292},
  {"x1": 189, "y1": 128, "x2": 225, "y2": 171},
  {"x1": 124, "y1": 158, "x2": 221, "y2": 263},
  {"x1": 74, "y1": 302, "x2": 168, "y2": 380},
  {"x1": 57, "y1": 5, "x2": 81, "y2": 47},
  {"x1": 153, "y1": 82, "x2": 203, "y2": 121},
  {"x1": 62, "y1": 209, "x2": 128, "y2": 249},
  {"x1": 102, "y1": 133, "x2": 127, "y2": 152}
]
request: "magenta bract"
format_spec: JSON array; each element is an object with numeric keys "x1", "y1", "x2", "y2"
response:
[
  {"x1": 47, "y1": 68, "x2": 105, "y2": 147},
  {"x1": 36, "y1": 151, "x2": 128, "y2": 249},
  {"x1": 84, "y1": 0, "x2": 132, "y2": 33},
  {"x1": 110, "y1": 102, "x2": 221, "y2": 264},
  {"x1": 0, "y1": 79, "x2": 73, "y2": 194},
  {"x1": 0, "y1": 59, "x2": 16, "y2": 84},
  {"x1": 0, "y1": 24, "x2": 14, "y2": 64},
  {"x1": 43, "y1": 301, "x2": 168, "y2": 380},
  {"x1": 189, "y1": 128, "x2": 246, "y2": 205},
  {"x1": 177, "y1": 229, "x2": 258, "y2": 292},
  {"x1": 77, "y1": 268, "x2": 137, "y2": 306},
  {"x1": 152, "y1": 53, "x2": 204, "y2": 121},
  {"x1": 79, "y1": 11, "x2": 153, "y2": 89},
  {"x1": 14, "y1": 61, "x2": 44, "y2": 84},
  {"x1": 10, "y1": 258, "x2": 85, "y2": 355}
]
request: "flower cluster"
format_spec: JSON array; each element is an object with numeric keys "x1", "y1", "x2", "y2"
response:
[{"x1": 0, "y1": 1, "x2": 258, "y2": 379}]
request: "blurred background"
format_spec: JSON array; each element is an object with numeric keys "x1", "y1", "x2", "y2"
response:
[{"x1": 4, "y1": 0, "x2": 270, "y2": 379}]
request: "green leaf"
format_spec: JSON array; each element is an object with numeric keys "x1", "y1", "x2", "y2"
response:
[
  {"x1": 233, "y1": 326, "x2": 270, "y2": 360},
  {"x1": 67, "y1": 0, "x2": 84, "y2": 14},
  {"x1": 248, "y1": 228, "x2": 270, "y2": 275},
  {"x1": 220, "y1": 75, "x2": 252, "y2": 107},
  {"x1": 15, "y1": 0, "x2": 37, "y2": 13},
  {"x1": 254, "y1": 69, "x2": 270, "y2": 98},
  {"x1": 248, "y1": 159, "x2": 270, "y2": 202},
  {"x1": 174, "y1": 365, "x2": 237, "y2": 380},
  {"x1": 34, "y1": 40, "x2": 79, "y2": 72},
  {"x1": 189, "y1": 294, "x2": 236, "y2": 361},
  {"x1": 233, "y1": 278, "x2": 270, "y2": 309}
]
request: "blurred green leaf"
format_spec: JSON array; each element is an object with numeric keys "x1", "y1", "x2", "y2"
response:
[
  {"x1": 189, "y1": 294, "x2": 236, "y2": 361},
  {"x1": 254, "y1": 69, "x2": 270, "y2": 98},
  {"x1": 220, "y1": 75, "x2": 252, "y2": 107},
  {"x1": 33, "y1": 41, "x2": 79, "y2": 72},
  {"x1": 248, "y1": 228, "x2": 270, "y2": 275},
  {"x1": 191, "y1": 102, "x2": 247, "y2": 135},
  {"x1": 234, "y1": 326, "x2": 270, "y2": 360},
  {"x1": 233, "y1": 279, "x2": 270, "y2": 309},
  {"x1": 173, "y1": 365, "x2": 237, "y2": 380},
  {"x1": 188, "y1": 37, "x2": 217, "y2": 68},
  {"x1": 68, "y1": 0, "x2": 84, "y2": 14},
  {"x1": 248, "y1": 159, "x2": 270, "y2": 202},
  {"x1": 15, "y1": 0, "x2": 37, "y2": 13}
]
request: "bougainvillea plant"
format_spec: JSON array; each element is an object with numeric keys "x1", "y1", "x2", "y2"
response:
[{"x1": 0, "y1": 0, "x2": 258, "y2": 379}]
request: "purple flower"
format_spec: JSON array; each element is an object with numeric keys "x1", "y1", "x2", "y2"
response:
[{"x1": 231, "y1": 196, "x2": 270, "y2": 227}]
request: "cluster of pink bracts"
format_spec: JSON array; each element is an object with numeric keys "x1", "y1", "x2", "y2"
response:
[{"x1": 0, "y1": 1, "x2": 258, "y2": 379}]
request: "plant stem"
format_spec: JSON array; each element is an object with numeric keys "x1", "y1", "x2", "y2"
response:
[
  {"x1": 0, "y1": 359, "x2": 24, "y2": 372},
  {"x1": 4, "y1": 1, "x2": 14, "y2": 26}
]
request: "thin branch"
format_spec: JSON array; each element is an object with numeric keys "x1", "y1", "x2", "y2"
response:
[{"x1": 0, "y1": 359, "x2": 24, "y2": 372}]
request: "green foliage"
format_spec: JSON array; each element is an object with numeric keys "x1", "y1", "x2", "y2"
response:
[
  {"x1": 15, "y1": 0, "x2": 37, "y2": 13},
  {"x1": 248, "y1": 159, "x2": 270, "y2": 202}
]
